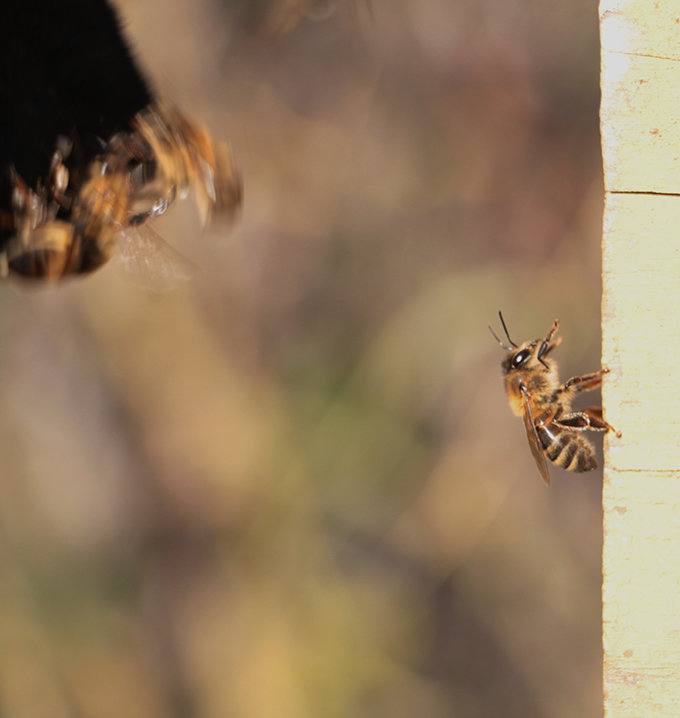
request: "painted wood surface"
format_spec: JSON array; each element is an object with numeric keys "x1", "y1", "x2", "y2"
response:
[{"x1": 601, "y1": 0, "x2": 680, "y2": 714}]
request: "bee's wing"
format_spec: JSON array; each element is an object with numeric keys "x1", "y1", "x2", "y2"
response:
[
  {"x1": 519, "y1": 384, "x2": 550, "y2": 486},
  {"x1": 116, "y1": 224, "x2": 196, "y2": 294}
]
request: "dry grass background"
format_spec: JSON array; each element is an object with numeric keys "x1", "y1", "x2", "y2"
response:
[{"x1": 0, "y1": 1, "x2": 605, "y2": 716}]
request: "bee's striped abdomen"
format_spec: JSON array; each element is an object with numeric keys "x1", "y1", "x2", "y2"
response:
[{"x1": 537, "y1": 424, "x2": 597, "y2": 472}]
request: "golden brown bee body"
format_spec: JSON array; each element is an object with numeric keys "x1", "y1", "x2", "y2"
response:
[
  {"x1": 490, "y1": 311, "x2": 620, "y2": 485},
  {"x1": 2, "y1": 103, "x2": 242, "y2": 282}
]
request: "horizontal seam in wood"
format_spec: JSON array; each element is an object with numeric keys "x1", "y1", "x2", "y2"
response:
[
  {"x1": 602, "y1": 48, "x2": 680, "y2": 62},
  {"x1": 606, "y1": 190, "x2": 680, "y2": 197},
  {"x1": 606, "y1": 467, "x2": 680, "y2": 474}
]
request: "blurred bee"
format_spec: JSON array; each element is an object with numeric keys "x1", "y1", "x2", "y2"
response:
[
  {"x1": 2, "y1": 104, "x2": 241, "y2": 282},
  {"x1": 490, "y1": 311, "x2": 620, "y2": 485},
  {"x1": 0, "y1": 0, "x2": 242, "y2": 285}
]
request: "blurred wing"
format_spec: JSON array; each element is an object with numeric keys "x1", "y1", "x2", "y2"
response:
[
  {"x1": 520, "y1": 384, "x2": 550, "y2": 486},
  {"x1": 116, "y1": 225, "x2": 196, "y2": 294}
]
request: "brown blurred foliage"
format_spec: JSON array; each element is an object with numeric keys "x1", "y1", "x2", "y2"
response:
[{"x1": 0, "y1": 1, "x2": 605, "y2": 716}]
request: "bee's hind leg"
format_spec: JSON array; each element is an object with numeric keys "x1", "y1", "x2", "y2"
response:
[{"x1": 555, "y1": 407, "x2": 621, "y2": 438}]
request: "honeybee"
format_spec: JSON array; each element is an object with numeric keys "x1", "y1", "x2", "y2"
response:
[
  {"x1": 1, "y1": 102, "x2": 242, "y2": 283},
  {"x1": 490, "y1": 311, "x2": 620, "y2": 485}
]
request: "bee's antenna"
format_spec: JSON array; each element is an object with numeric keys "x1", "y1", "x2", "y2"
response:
[
  {"x1": 489, "y1": 310, "x2": 517, "y2": 351},
  {"x1": 488, "y1": 325, "x2": 509, "y2": 349},
  {"x1": 498, "y1": 311, "x2": 517, "y2": 347}
]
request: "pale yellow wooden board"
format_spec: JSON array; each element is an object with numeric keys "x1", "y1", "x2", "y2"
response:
[
  {"x1": 602, "y1": 194, "x2": 680, "y2": 715},
  {"x1": 601, "y1": 0, "x2": 680, "y2": 715},
  {"x1": 601, "y1": 0, "x2": 680, "y2": 192}
]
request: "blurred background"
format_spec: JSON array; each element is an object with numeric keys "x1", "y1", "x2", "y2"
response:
[{"x1": 0, "y1": 1, "x2": 605, "y2": 716}]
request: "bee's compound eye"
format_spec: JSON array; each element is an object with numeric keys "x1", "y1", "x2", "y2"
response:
[{"x1": 512, "y1": 349, "x2": 531, "y2": 368}]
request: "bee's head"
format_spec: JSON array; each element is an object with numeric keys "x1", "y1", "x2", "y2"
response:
[{"x1": 489, "y1": 311, "x2": 561, "y2": 376}]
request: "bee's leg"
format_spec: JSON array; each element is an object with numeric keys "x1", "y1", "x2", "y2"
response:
[
  {"x1": 557, "y1": 368, "x2": 610, "y2": 396},
  {"x1": 580, "y1": 407, "x2": 621, "y2": 438},
  {"x1": 533, "y1": 406, "x2": 559, "y2": 427},
  {"x1": 555, "y1": 407, "x2": 621, "y2": 437}
]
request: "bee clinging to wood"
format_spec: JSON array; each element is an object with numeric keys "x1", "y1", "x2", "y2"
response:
[{"x1": 490, "y1": 311, "x2": 620, "y2": 485}]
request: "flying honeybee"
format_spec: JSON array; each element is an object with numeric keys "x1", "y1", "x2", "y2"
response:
[
  {"x1": 490, "y1": 311, "x2": 620, "y2": 485},
  {"x1": 1, "y1": 103, "x2": 242, "y2": 282},
  {"x1": 0, "y1": 0, "x2": 242, "y2": 285}
]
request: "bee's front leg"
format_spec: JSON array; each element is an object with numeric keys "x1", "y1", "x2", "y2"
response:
[{"x1": 558, "y1": 367, "x2": 610, "y2": 396}]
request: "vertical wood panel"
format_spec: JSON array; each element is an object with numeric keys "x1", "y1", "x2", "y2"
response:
[{"x1": 601, "y1": 0, "x2": 680, "y2": 715}]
